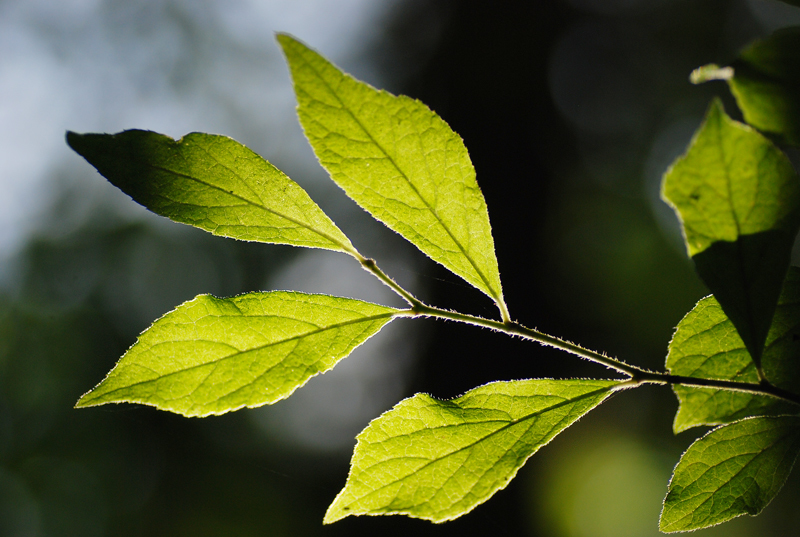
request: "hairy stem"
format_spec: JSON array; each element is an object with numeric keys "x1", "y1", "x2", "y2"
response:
[
  {"x1": 496, "y1": 296, "x2": 512, "y2": 326},
  {"x1": 397, "y1": 305, "x2": 800, "y2": 407},
  {"x1": 400, "y1": 304, "x2": 645, "y2": 376},
  {"x1": 356, "y1": 255, "x2": 424, "y2": 308},
  {"x1": 358, "y1": 253, "x2": 511, "y2": 323},
  {"x1": 361, "y1": 256, "x2": 800, "y2": 407}
]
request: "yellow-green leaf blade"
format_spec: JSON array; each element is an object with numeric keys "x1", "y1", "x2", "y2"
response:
[
  {"x1": 278, "y1": 34, "x2": 506, "y2": 314},
  {"x1": 667, "y1": 267, "x2": 800, "y2": 432},
  {"x1": 67, "y1": 130, "x2": 358, "y2": 255},
  {"x1": 324, "y1": 379, "x2": 619, "y2": 524},
  {"x1": 660, "y1": 416, "x2": 800, "y2": 532},
  {"x1": 662, "y1": 100, "x2": 800, "y2": 364},
  {"x1": 76, "y1": 292, "x2": 399, "y2": 417}
]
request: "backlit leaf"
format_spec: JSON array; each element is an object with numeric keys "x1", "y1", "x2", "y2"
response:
[
  {"x1": 76, "y1": 292, "x2": 399, "y2": 416},
  {"x1": 662, "y1": 99, "x2": 800, "y2": 365},
  {"x1": 278, "y1": 34, "x2": 507, "y2": 317},
  {"x1": 667, "y1": 267, "x2": 800, "y2": 433},
  {"x1": 324, "y1": 379, "x2": 619, "y2": 524},
  {"x1": 660, "y1": 416, "x2": 800, "y2": 532},
  {"x1": 67, "y1": 130, "x2": 359, "y2": 256}
]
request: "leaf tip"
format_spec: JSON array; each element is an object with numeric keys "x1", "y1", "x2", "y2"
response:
[
  {"x1": 74, "y1": 390, "x2": 99, "y2": 409},
  {"x1": 275, "y1": 32, "x2": 294, "y2": 44},
  {"x1": 275, "y1": 32, "x2": 290, "y2": 46},
  {"x1": 658, "y1": 498, "x2": 692, "y2": 534},
  {"x1": 706, "y1": 96, "x2": 726, "y2": 119},
  {"x1": 275, "y1": 32, "x2": 303, "y2": 56},
  {"x1": 65, "y1": 130, "x2": 88, "y2": 154},
  {"x1": 658, "y1": 515, "x2": 677, "y2": 533},
  {"x1": 322, "y1": 501, "x2": 349, "y2": 525}
]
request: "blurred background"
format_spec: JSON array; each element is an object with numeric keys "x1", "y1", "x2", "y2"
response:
[{"x1": 2, "y1": 0, "x2": 800, "y2": 535}]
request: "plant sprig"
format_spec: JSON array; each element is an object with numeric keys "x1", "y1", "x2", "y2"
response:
[{"x1": 68, "y1": 31, "x2": 800, "y2": 532}]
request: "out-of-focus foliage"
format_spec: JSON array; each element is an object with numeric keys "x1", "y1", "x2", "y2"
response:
[
  {"x1": 0, "y1": 220, "x2": 311, "y2": 535},
  {"x1": 729, "y1": 28, "x2": 800, "y2": 146},
  {"x1": 691, "y1": 28, "x2": 800, "y2": 148}
]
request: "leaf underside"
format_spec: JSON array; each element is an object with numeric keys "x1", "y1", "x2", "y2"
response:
[
  {"x1": 67, "y1": 130, "x2": 358, "y2": 255},
  {"x1": 667, "y1": 267, "x2": 800, "y2": 433},
  {"x1": 660, "y1": 416, "x2": 800, "y2": 532},
  {"x1": 324, "y1": 379, "x2": 619, "y2": 524},
  {"x1": 662, "y1": 99, "x2": 800, "y2": 364},
  {"x1": 278, "y1": 34, "x2": 506, "y2": 313},
  {"x1": 76, "y1": 292, "x2": 398, "y2": 417}
]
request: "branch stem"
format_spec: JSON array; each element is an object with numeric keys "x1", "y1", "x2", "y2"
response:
[
  {"x1": 630, "y1": 371, "x2": 800, "y2": 406},
  {"x1": 395, "y1": 304, "x2": 800, "y2": 407},
  {"x1": 357, "y1": 255, "x2": 424, "y2": 308},
  {"x1": 360, "y1": 255, "x2": 800, "y2": 407},
  {"x1": 399, "y1": 304, "x2": 645, "y2": 376}
]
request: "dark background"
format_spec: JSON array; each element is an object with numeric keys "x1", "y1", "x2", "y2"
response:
[{"x1": 3, "y1": 0, "x2": 800, "y2": 535}]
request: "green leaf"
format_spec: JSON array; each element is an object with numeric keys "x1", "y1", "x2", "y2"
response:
[
  {"x1": 277, "y1": 34, "x2": 507, "y2": 318},
  {"x1": 726, "y1": 27, "x2": 800, "y2": 146},
  {"x1": 67, "y1": 130, "x2": 359, "y2": 256},
  {"x1": 76, "y1": 292, "x2": 399, "y2": 417},
  {"x1": 660, "y1": 416, "x2": 800, "y2": 532},
  {"x1": 662, "y1": 99, "x2": 800, "y2": 366},
  {"x1": 324, "y1": 379, "x2": 619, "y2": 524},
  {"x1": 667, "y1": 267, "x2": 800, "y2": 433}
]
